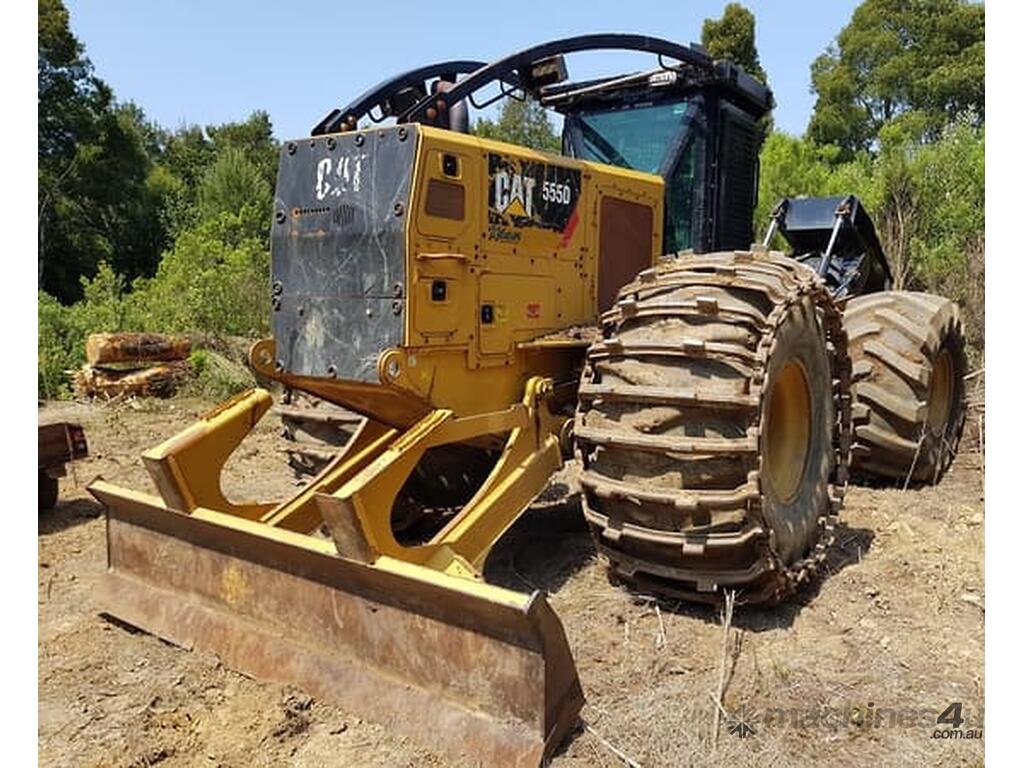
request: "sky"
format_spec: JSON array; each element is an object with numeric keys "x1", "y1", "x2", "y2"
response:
[{"x1": 63, "y1": 0, "x2": 860, "y2": 141}]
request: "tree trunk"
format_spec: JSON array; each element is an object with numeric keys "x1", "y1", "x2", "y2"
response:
[{"x1": 85, "y1": 332, "x2": 191, "y2": 366}]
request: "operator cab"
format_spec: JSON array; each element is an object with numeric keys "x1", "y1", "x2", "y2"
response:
[
  {"x1": 554, "y1": 64, "x2": 770, "y2": 253},
  {"x1": 562, "y1": 97, "x2": 706, "y2": 252}
]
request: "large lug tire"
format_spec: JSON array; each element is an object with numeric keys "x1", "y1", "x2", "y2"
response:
[
  {"x1": 844, "y1": 292, "x2": 967, "y2": 484},
  {"x1": 277, "y1": 391, "x2": 363, "y2": 477},
  {"x1": 575, "y1": 250, "x2": 851, "y2": 604}
]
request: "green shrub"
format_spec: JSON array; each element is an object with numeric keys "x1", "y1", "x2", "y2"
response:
[
  {"x1": 37, "y1": 203, "x2": 270, "y2": 399},
  {"x1": 184, "y1": 348, "x2": 255, "y2": 400},
  {"x1": 38, "y1": 262, "x2": 143, "y2": 398},
  {"x1": 38, "y1": 291, "x2": 78, "y2": 399},
  {"x1": 755, "y1": 122, "x2": 983, "y2": 356},
  {"x1": 132, "y1": 205, "x2": 269, "y2": 340}
]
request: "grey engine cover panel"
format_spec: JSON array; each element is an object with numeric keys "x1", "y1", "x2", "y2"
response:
[{"x1": 271, "y1": 125, "x2": 416, "y2": 381}]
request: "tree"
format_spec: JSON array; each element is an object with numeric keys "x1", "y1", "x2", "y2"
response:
[
  {"x1": 38, "y1": 0, "x2": 106, "y2": 162},
  {"x1": 807, "y1": 0, "x2": 984, "y2": 156},
  {"x1": 158, "y1": 112, "x2": 280, "y2": 235},
  {"x1": 39, "y1": 103, "x2": 164, "y2": 300},
  {"x1": 38, "y1": 0, "x2": 169, "y2": 301},
  {"x1": 474, "y1": 97, "x2": 560, "y2": 153},
  {"x1": 197, "y1": 147, "x2": 272, "y2": 226},
  {"x1": 701, "y1": 3, "x2": 767, "y2": 84},
  {"x1": 38, "y1": 0, "x2": 109, "y2": 295},
  {"x1": 207, "y1": 110, "x2": 279, "y2": 191},
  {"x1": 133, "y1": 206, "x2": 271, "y2": 339},
  {"x1": 161, "y1": 125, "x2": 216, "y2": 192}
]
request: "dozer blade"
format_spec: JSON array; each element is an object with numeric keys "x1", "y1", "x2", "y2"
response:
[{"x1": 90, "y1": 481, "x2": 583, "y2": 767}]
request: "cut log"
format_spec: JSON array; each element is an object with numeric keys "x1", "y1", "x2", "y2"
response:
[
  {"x1": 74, "y1": 361, "x2": 191, "y2": 399},
  {"x1": 86, "y1": 333, "x2": 191, "y2": 366}
]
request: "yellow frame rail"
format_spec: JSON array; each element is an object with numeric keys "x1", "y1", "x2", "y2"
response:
[{"x1": 130, "y1": 377, "x2": 565, "y2": 582}]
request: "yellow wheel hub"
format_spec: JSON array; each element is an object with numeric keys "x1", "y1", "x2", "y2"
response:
[
  {"x1": 765, "y1": 360, "x2": 812, "y2": 503},
  {"x1": 927, "y1": 348, "x2": 954, "y2": 435}
]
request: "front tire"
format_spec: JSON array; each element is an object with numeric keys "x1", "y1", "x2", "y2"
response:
[{"x1": 575, "y1": 250, "x2": 850, "y2": 603}]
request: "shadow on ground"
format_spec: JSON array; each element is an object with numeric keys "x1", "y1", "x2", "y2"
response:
[
  {"x1": 38, "y1": 496, "x2": 103, "y2": 535},
  {"x1": 485, "y1": 491, "x2": 876, "y2": 634},
  {"x1": 485, "y1": 494, "x2": 594, "y2": 594},
  {"x1": 725, "y1": 521, "x2": 876, "y2": 632},
  {"x1": 610, "y1": 521, "x2": 876, "y2": 633},
  {"x1": 616, "y1": 521, "x2": 876, "y2": 632}
]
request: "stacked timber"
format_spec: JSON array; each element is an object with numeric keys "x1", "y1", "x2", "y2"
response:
[{"x1": 74, "y1": 332, "x2": 191, "y2": 399}]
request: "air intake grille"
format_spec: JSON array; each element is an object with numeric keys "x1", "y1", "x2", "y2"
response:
[{"x1": 717, "y1": 112, "x2": 760, "y2": 250}]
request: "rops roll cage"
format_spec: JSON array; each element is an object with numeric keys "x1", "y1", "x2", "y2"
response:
[{"x1": 310, "y1": 33, "x2": 772, "y2": 136}]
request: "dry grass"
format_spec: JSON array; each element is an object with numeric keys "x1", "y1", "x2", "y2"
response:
[
  {"x1": 38, "y1": 397, "x2": 984, "y2": 767},
  {"x1": 498, "y1": 457, "x2": 984, "y2": 767}
]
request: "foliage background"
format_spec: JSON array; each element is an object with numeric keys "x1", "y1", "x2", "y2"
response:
[{"x1": 37, "y1": 0, "x2": 985, "y2": 398}]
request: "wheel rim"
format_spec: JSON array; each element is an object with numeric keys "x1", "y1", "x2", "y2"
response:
[
  {"x1": 764, "y1": 360, "x2": 812, "y2": 503},
  {"x1": 927, "y1": 348, "x2": 954, "y2": 435}
]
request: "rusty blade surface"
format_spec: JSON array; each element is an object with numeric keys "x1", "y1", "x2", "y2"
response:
[{"x1": 90, "y1": 480, "x2": 583, "y2": 767}]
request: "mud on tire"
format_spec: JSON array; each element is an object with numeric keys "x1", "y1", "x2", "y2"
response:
[
  {"x1": 574, "y1": 250, "x2": 851, "y2": 604},
  {"x1": 844, "y1": 292, "x2": 967, "y2": 484}
]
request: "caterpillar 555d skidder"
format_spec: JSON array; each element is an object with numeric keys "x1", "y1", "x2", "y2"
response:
[{"x1": 89, "y1": 35, "x2": 966, "y2": 765}]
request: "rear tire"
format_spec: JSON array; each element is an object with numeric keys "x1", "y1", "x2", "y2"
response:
[
  {"x1": 575, "y1": 250, "x2": 850, "y2": 604},
  {"x1": 277, "y1": 391, "x2": 499, "y2": 538},
  {"x1": 278, "y1": 391, "x2": 362, "y2": 477},
  {"x1": 844, "y1": 292, "x2": 967, "y2": 484}
]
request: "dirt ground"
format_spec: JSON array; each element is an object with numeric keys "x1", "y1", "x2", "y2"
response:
[{"x1": 38, "y1": 396, "x2": 984, "y2": 767}]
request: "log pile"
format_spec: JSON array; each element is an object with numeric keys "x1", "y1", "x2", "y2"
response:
[
  {"x1": 84, "y1": 332, "x2": 191, "y2": 366},
  {"x1": 74, "y1": 333, "x2": 192, "y2": 399}
]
